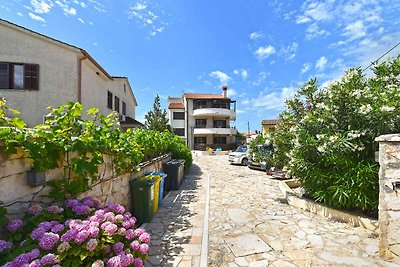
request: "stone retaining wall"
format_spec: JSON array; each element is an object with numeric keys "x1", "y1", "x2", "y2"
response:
[
  {"x1": 0, "y1": 148, "x2": 170, "y2": 215},
  {"x1": 376, "y1": 134, "x2": 400, "y2": 263}
]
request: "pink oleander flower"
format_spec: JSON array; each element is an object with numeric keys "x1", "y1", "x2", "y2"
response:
[
  {"x1": 86, "y1": 238, "x2": 98, "y2": 251},
  {"x1": 7, "y1": 219, "x2": 23, "y2": 233},
  {"x1": 39, "y1": 233, "x2": 59, "y2": 250},
  {"x1": 139, "y1": 244, "x2": 149, "y2": 254},
  {"x1": 28, "y1": 204, "x2": 42, "y2": 215},
  {"x1": 139, "y1": 233, "x2": 150, "y2": 244}
]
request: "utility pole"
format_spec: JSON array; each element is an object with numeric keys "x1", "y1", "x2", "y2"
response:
[{"x1": 247, "y1": 121, "x2": 250, "y2": 135}]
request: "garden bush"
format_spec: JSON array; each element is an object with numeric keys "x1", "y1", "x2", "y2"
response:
[
  {"x1": 271, "y1": 55, "x2": 400, "y2": 212},
  {"x1": 0, "y1": 198, "x2": 149, "y2": 267}
]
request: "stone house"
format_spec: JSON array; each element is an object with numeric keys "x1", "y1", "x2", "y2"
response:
[{"x1": 0, "y1": 18, "x2": 142, "y2": 129}]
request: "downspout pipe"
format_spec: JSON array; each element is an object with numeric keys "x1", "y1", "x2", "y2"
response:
[{"x1": 78, "y1": 56, "x2": 87, "y2": 103}]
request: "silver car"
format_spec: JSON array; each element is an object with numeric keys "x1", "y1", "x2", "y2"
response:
[{"x1": 228, "y1": 145, "x2": 249, "y2": 165}]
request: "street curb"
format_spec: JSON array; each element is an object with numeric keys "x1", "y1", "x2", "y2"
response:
[{"x1": 200, "y1": 172, "x2": 210, "y2": 267}]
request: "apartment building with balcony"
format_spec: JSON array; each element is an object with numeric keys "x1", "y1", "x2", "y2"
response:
[{"x1": 168, "y1": 86, "x2": 237, "y2": 150}]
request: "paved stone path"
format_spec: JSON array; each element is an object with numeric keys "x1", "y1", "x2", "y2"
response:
[{"x1": 145, "y1": 154, "x2": 398, "y2": 267}]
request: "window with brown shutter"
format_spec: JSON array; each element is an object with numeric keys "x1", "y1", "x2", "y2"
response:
[
  {"x1": 114, "y1": 96, "x2": 120, "y2": 113},
  {"x1": 122, "y1": 101, "x2": 126, "y2": 115},
  {"x1": 0, "y1": 62, "x2": 39, "y2": 90}
]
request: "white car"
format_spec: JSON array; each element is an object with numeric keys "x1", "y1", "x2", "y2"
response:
[{"x1": 228, "y1": 145, "x2": 249, "y2": 165}]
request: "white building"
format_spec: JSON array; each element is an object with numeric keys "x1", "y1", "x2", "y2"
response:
[
  {"x1": 0, "y1": 18, "x2": 142, "y2": 129},
  {"x1": 168, "y1": 86, "x2": 237, "y2": 150}
]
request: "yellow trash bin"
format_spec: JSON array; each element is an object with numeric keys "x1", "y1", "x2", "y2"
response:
[{"x1": 141, "y1": 175, "x2": 161, "y2": 214}]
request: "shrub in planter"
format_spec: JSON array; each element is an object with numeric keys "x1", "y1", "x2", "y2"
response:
[{"x1": 0, "y1": 198, "x2": 149, "y2": 267}]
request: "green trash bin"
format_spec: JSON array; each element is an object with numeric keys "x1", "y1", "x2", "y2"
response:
[{"x1": 129, "y1": 178, "x2": 155, "y2": 224}]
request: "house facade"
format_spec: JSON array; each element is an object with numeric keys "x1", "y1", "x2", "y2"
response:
[
  {"x1": 168, "y1": 86, "x2": 237, "y2": 150},
  {"x1": 262, "y1": 119, "x2": 281, "y2": 135},
  {"x1": 0, "y1": 18, "x2": 142, "y2": 129}
]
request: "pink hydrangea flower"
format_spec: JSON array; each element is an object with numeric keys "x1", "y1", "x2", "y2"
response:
[
  {"x1": 7, "y1": 219, "x2": 23, "y2": 233},
  {"x1": 139, "y1": 233, "x2": 150, "y2": 244},
  {"x1": 139, "y1": 244, "x2": 149, "y2": 254},
  {"x1": 39, "y1": 233, "x2": 59, "y2": 250}
]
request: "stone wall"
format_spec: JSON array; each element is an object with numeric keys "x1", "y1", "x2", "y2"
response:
[
  {"x1": 376, "y1": 134, "x2": 400, "y2": 263},
  {"x1": 0, "y1": 148, "x2": 170, "y2": 215}
]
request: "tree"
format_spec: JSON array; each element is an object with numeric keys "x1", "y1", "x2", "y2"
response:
[{"x1": 144, "y1": 95, "x2": 171, "y2": 132}]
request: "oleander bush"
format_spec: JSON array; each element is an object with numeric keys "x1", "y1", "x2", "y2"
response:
[
  {"x1": 0, "y1": 198, "x2": 149, "y2": 267},
  {"x1": 271, "y1": 55, "x2": 400, "y2": 212}
]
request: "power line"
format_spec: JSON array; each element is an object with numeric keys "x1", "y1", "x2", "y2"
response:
[{"x1": 362, "y1": 42, "x2": 400, "y2": 72}]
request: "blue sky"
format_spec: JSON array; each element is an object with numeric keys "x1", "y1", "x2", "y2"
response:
[{"x1": 1, "y1": 0, "x2": 400, "y2": 133}]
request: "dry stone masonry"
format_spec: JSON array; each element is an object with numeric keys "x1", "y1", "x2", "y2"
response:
[{"x1": 376, "y1": 134, "x2": 400, "y2": 263}]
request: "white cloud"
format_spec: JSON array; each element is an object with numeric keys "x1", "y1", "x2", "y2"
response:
[
  {"x1": 93, "y1": 42, "x2": 98, "y2": 46},
  {"x1": 78, "y1": 18, "x2": 85, "y2": 23},
  {"x1": 209, "y1": 71, "x2": 231, "y2": 85},
  {"x1": 17, "y1": 12, "x2": 23, "y2": 16},
  {"x1": 28, "y1": 12, "x2": 45, "y2": 22},
  {"x1": 280, "y1": 42, "x2": 298, "y2": 61},
  {"x1": 252, "y1": 71, "x2": 270, "y2": 86},
  {"x1": 55, "y1": 1, "x2": 77, "y2": 16},
  {"x1": 249, "y1": 31, "x2": 262, "y2": 40},
  {"x1": 30, "y1": 0, "x2": 52, "y2": 14},
  {"x1": 305, "y1": 23, "x2": 329, "y2": 40},
  {"x1": 301, "y1": 63, "x2": 311, "y2": 74},
  {"x1": 296, "y1": 16, "x2": 311, "y2": 24},
  {"x1": 303, "y1": 1, "x2": 332, "y2": 21},
  {"x1": 233, "y1": 69, "x2": 248, "y2": 80},
  {"x1": 315, "y1": 56, "x2": 328, "y2": 71},
  {"x1": 343, "y1": 20, "x2": 366, "y2": 41},
  {"x1": 254, "y1": 45, "x2": 276, "y2": 61},
  {"x1": 245, "y1": 87, "x2": 297, "y2": 111},
  {"x1": 227, "y1": 88, "x2": 237, "y2": 97}
]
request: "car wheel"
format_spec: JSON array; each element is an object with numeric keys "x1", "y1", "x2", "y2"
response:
[{"x1": 241, "y1": 158, "x2": 248, "y2": 166}]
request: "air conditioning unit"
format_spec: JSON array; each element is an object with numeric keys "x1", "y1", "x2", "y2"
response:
[{"x1": 119, "y1": 115, "x2": 126, "y2": 122}]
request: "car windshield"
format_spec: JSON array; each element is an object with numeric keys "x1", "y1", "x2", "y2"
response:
[{"x1": 235, "y1": 145, "x2": 247, "y2": 153}]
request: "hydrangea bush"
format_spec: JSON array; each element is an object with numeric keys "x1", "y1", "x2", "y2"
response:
[
  {"x1": 270, "y1": 55, "x2": 400, "y2": 212},
  {"x1": 0, "y1": 198, "x2": 149, "y2": 267}
]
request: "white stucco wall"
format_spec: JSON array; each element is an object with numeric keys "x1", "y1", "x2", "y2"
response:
[{"x1": 0, "y1": 22, "x2": 79, "y2": 127}]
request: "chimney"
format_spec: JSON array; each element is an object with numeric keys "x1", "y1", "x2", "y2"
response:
[{"x1": 222, "y1": 85, "x2": 228, "y2": 98}]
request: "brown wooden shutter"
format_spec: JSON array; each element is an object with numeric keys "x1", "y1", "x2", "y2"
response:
[{"x1": 24, "y1": 64, "x2": 39, "y2": 90}]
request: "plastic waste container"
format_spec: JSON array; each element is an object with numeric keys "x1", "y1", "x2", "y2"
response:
[
  {"x1": 139, "y1": 175, "x2": 161, "y2": 214},
  {"x1": 129, "y1": 178, "x2": 155, "y2": 224},
  {"x1": 163, "y1": 159, "x2": 185, "y2": 191},
  {"x1": 145, "y1": 172, "x2": 167, "y2": 207}
]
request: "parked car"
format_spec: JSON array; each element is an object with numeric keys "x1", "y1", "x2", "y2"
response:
[
  {"x1": 248, "y1": 144, "x2": 274, "y2": 171},
  {"x1": 228, "y1": 145, "x2": 248, "y2": 165}
]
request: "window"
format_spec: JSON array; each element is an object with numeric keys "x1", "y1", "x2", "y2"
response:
[
  {"x1": 213, "y1": 120, "x2": 227, "y2": 128},
  {"x1": 114, "y1": 96, "x2": 120, "y2": 113},
  {"x1": 122, "y1": 101, "x2": 126, "y2": 115},
  {"x1": 194, "y1": 137, "x2": 207, "y2": 144},
  {"x1": 107, "y1": 91, "x2": 113, "y2": 109},
  {"x1": 214, "y1": 137, "x2": 226, "y2": 144},
  {"x1": 0, "y1": 62, "x2": 39, "y2": 90},
  {"x1": 194, "y1": 100, "x2": 208, "y2": 109},
  {"x1": 173, "y1": 112, "x2": 184, "y2": 120},
  {"x1": 123, "y1": 84, "x2": 126, "y2": 93},
  {"x1": 195, "y1": 119, "x2": 207, "y2": 128},
  {"x1": 174, "y1": 128, "x2": 185, "y2": 136},
  {"x1": 212, "y1": 100, "x2": 229, "y2": 109}
]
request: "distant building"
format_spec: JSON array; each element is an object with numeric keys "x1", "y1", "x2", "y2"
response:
[
  {"x1": 0, "y1": 18, "x2": 142, "y2": 129},
  {"x1": 168, "y1": 86, "x2": 237, "y2": 150},
  {"x1": 262, "y1": 119, "x2": 281, "y2": 135}
]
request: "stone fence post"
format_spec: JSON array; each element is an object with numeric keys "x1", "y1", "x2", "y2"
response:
[{"x1": 376, "y1": 134, "x2": 400, "y2": 262}]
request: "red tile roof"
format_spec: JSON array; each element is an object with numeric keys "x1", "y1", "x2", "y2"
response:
[
  {"x1": 262, "y1": 119, "x2": 281, "y2": 125},
  {"x1": 184, "y1": 93, "x2": 226, "y2": 99},
  {"x1": 168, "y1": 103, "x2": 184, "y2": 109}
]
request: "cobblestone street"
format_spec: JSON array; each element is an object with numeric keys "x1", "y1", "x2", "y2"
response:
[{"x1": 145, "y1": 154, "x2": 396, "y2": 267}]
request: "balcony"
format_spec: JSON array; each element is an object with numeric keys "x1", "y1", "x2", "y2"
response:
[
  {"x1": 193, "y1": 108, "x2": 236, "y2": 119},
  {"x1": 193, "y1": 127, "x2": 237, "y2": 135}
]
